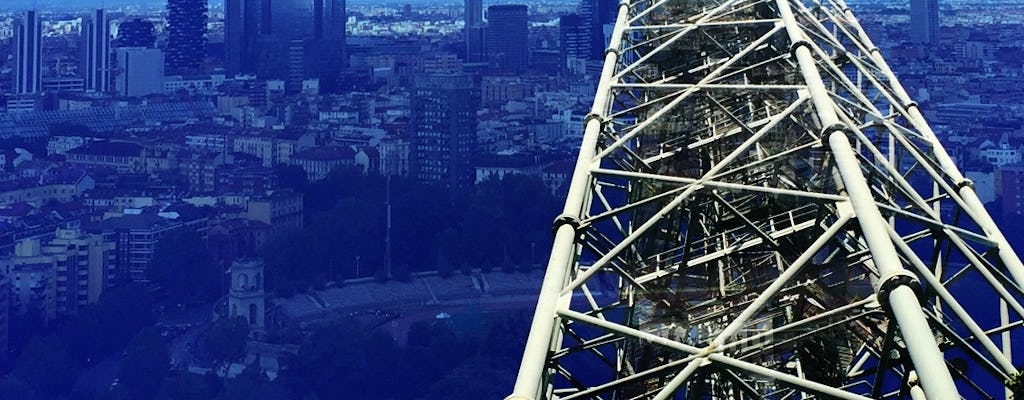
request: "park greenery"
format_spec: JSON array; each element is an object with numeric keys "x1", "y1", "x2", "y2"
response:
[
  {"x1": 263, "y1": 165, "x2": 562, "y2": 295},
  {"x1": 0, "y1": 167, "x2": 561, "y2": 399}
]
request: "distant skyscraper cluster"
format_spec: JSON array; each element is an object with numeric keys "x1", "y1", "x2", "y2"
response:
[
  {"x1": 911, "y1": 0, "x2": 939, "y2": 44},
  {"x1": 166, "y1": 0, "x2": 208, "y2": 74},
  {"x1": 9, "y1": 8, "x2": 116, "y2": 104},
  {"x1": 224, "y1": 0, "x2": 346, "y2": 92},
  {"x1": 553, "y1": 0, "x2": 618, "y2": 76}
]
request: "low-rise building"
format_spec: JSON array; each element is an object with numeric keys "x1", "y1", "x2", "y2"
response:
[
  {"x1": 246, "y1": 190, "x2": 303, "y2": 234},
  {"x1": 289, "y1": 146, "x2": 356, "y2": 181},
  {"x1": 100, "y1": 213, "x2": 207, "y2": 283},
  {"x1": 66, "y1": 141, "x2": 144, "y2": 172}
]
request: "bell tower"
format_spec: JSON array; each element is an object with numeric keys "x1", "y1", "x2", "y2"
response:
[{"x1": 228, "y1": 258, "x2": 265, "y2": 337}]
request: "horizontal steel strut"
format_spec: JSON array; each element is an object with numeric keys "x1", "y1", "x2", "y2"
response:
[{"x1": 508, "y1": 1, "x2": 1024, "y2": 399}]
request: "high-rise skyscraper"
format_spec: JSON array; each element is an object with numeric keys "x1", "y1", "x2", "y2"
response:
[
  {"x1": 910, "y1": 0, "x2": 939, "y2": 44},
  {"x1": 485, "y1": 5, "x2": 529, "y2": 72},
  {"x1": 313, "y1": 0, "x2": 347, "y2": 91},
  {"x1": 286, "y1": 39, "x2": 306, "y2": 93},
  {"x1": 580, "y1": 0, "x2": 618, "y2": 59},
  {"x1": 559, "y1": 13, "x2": 588, "y2": 75},
  {"x1": 225, "y1": 0, "x2": 262, "y2": 74},
  {"x1": 314, "y1": 0, "x2": 346, "y2": 41},
  {"x1": 465, "y1": 0, "x2": 482, "y2": 25},
  {"x1": 464, "y1": 0, "x2": 485, "y2": 62},
  {"x1": 410, "y1": 74, "x2": 479, "y2": 189},
  {"x1": 237, "y1": 0, "x2": 344, "y2": 90},
  {"x1": 83, "y1": 9, "x2": 111, "y2": 93},
  {"x1": 13, "y1": 10, "x2": 42, "y2": 95},
  {"x1": 166, "y1": 0, "x2": 207, "y2": 74}
]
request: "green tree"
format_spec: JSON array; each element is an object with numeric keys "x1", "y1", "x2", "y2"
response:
[
  {"x1": 61, "y1": 283, "x2": 154, "y2": 364},
  {"x1": 119, "y1": 327, "x2": 170, "y2": 398},
  {"x1": 275, "y1": 164, "x2": 309, "y2": 191},
  {"x1": 0, "y1": 375, "x2": 40, "y2": 400},
  {"x1": 422, "y1": 357, "x2": 516, "y2": 400},
  {"x1": 214, "y1": 366, "x2": 285, "y2": 400},
  {"x1": 149, "y1": 228, "x2": 220, "y2": 302},
  {"x1": 280, "y1": 320, "x2": 397, "y2": 399},
  {"x1": 157, "y1": 372, "x2": 217, "y2": 400},
  {"x1": 10, "y1": 335, "x2": 77, "y2": 397},
  {"x1": 260, "y1": 228, "x2": 323, "y2": 296},
  {"x1": 204, "y1": 316, "x2": 250, "y2": 373}
]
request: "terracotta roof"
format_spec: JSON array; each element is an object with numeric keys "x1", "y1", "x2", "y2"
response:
[
  {"x1": 291, "y1": 146, "x2": 356, "y2": 161},
  {"x1": 67, "y1": 141, "x2": 143, "y2": 157}
]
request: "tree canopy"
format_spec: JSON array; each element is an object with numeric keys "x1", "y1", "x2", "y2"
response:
[
  {"x1": 259, "y1": 167, "x2": 560, "y2": 296},
  {"x1": 149, "y1": 228, "x2": 221, "y2": 303},
  {"x1": 203, "y1": 316, "x2": 250, "y2": 372}
]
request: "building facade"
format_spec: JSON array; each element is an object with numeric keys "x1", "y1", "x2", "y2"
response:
[
  {"x1": 910, "y1": 0, "x2": 939, "y2": 44},
  {"x1": 83, "y1": 9, "x2": 111, "y2": 93},
  {"x1": 464, "y1": 0, "x2": 486, "y2": 63},
  {"x1": 559, "y1": 14, "x2": 589, "y2": 75},
  {"x1": 485, "y1": 5, "x2": 529, "y2": 72},
  {"x1": 166, "y1": 0, "x2": 208, "y2": 74},
  {"x1": 113, "y1": 47, "x2": 165, "y2": 97},
  {"x1": 246, "y1": 190, "x2": 304, "y2": 233},
  {"x1": 13, "y1": 10, "x2": 42, "y2": 95},
  {"x1": 0, "y1": 230, "x2": 114, "y2": 320},
  {"x1": 410, "y1": 74, "x2": 479, "y2": 188},
  {"x1": 224, "y1": 0, "x2": 262, "y2": 75},
  {"x1": 101, "y1": 214, "x2": 207, "y2": 283}
]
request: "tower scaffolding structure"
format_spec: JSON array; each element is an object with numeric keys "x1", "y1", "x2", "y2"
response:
[{"x1": 508, "y1": 0, "x2": 1024, "y2": 399}]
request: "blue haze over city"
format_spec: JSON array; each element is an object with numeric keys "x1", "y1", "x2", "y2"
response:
[{"x1": 0, "y1": 0, "x2": 1021, "y2": 398}]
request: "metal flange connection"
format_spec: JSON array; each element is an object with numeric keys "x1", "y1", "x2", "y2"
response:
[
  {"x1": 789, "y1": 40, "x2": 813, "y2": 59},
  {"x1": 877, "y1": 270, "x2": 922, "y2": 314},
  {"x1": 552, "y1": 214, "x2": 582, "y2": 237}
]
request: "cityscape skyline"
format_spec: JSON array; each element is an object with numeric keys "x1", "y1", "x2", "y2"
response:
[{"x1": 0, "y1": 0, "x2": 1021, "y2": 398}]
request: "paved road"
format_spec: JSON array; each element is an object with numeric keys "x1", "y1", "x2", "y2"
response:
[{"x1": 70, "y1": 303, "x2": 214, "y2": 397}]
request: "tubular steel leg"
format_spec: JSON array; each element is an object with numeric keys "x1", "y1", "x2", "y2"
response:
[
  {"x1": 776, "y1": 0, "x2": 959, "y2": 397},
  {"x1": 505, "y1": 3, "x2": 630, "y2": 399}
]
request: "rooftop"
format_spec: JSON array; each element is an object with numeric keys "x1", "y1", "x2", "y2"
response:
[{"x1": 67, "y1": 141, "x2": 143, "y2": 157}]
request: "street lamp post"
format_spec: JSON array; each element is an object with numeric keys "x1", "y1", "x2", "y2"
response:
[{"x1": 355, "y1": 255, "x2": 361, "y2": 278}]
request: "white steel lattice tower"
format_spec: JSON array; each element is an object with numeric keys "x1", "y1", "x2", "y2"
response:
[{"x1": 508, "y1": 1, "x2": 1024, "y2": 399}]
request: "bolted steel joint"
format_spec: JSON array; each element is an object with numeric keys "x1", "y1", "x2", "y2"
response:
[
  {"x1": 583, "y1": 113, "x2": 605, "y2": 129},
  {"x1": 955, "y1": 179, "x2": 974, "y2": 191},
  {"x1": 822, "y1": 123, "x2": 849, "y2": 137},
  {"x1": 789, "y1": 40, "x2": 813, "y2": 59},
  {"x1": 604, "y1": 47, "x2": 622, "y2": 58},
  {"x1": 876, "y1": 270, "x2": 921, "y2": 313},
  {"x1": 552, "y1": 214, "x2": 582, "y2": 236}
]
